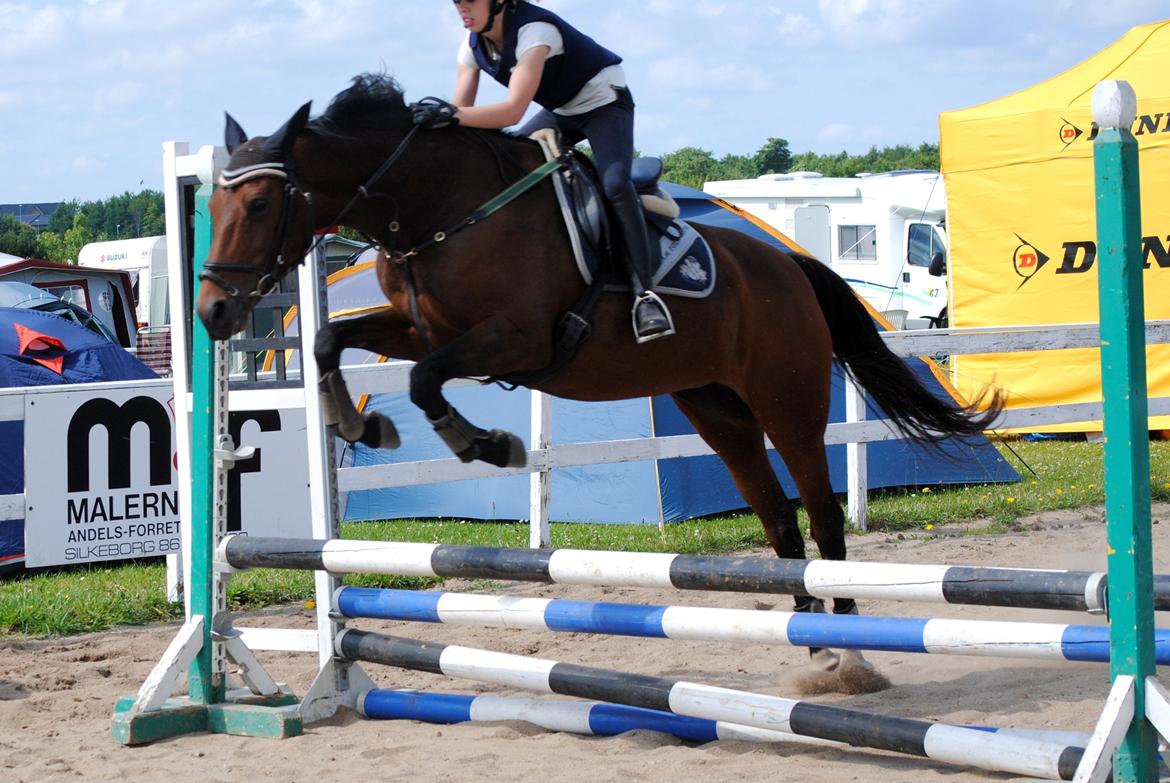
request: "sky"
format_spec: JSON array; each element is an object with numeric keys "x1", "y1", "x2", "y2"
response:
[{"x1": 1, "y1": 0, "x2": 1167, "y2": 204}]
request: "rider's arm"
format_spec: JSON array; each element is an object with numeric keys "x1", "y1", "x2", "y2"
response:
[
  {"x1": 455, "y1": 45, "x2": 549, "y2": 128},
  {"x1": 453, "y1": 62, "x2": 480, "y2": 107}
]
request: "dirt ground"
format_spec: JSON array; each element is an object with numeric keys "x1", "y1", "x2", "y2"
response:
[{"x1": 2, "y1": 504, "x2": 1166, "y2": 783}]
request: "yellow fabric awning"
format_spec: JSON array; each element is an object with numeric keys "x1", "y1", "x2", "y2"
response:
[{"x1": 939, "y1": 19, "x2": 1170, "y2": 431}]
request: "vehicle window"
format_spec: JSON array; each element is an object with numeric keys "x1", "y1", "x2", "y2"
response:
[
  {"x1": 838, "y1": 225, "x2": 877, "y2": 261},
  {"x1": 908, "y1": 223, "x2": 946, "y2": 268},
  {"x1": 40, "y1": 284, "x2": 88, "y2": 309}
]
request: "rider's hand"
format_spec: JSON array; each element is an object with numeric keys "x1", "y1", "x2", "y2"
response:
[{"x1": 410, "y1": 97, "x2": 460, "y2": 129}]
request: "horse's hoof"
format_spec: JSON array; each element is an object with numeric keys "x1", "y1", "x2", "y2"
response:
[
  {"x1": 478, "y1": 429, "x2": 527, "y2": 468},
  {"x1": 359, "y1": 412, "x2": 400, "y2": 450},
  {"x1": 834, "y1": 651, "x2": 892, "y2": 694},
  {"x1": 499, "y1": 430, "x2": 527, "y2": 467},
  {"x1": 809, "y1": 648, "x2": 840, "y2": 672}
]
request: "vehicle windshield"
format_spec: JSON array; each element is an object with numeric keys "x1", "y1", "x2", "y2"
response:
[{"x1": 908, "y1": 223, "x2": 946, "y2": 268}]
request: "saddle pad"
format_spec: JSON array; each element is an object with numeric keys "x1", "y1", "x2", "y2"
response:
[
  {"x1": 533, "y1": 136, "x2": 716, "y2": 300},
  {"x1": 649, "y1": 222, "x2": 716, "y2": 299}
]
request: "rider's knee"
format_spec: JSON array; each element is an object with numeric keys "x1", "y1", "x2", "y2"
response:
[{"x1": 601, "y1": 166, "x2": 629, "y2": 200}]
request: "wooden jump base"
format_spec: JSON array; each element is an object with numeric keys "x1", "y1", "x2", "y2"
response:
[{"x1": 334, "y1": 586, "x2": 1170, "y2": 665}]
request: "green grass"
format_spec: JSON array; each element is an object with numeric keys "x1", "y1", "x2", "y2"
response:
[{"x1": 3, "y1": 439, "x2": 1169, "y2": 638}]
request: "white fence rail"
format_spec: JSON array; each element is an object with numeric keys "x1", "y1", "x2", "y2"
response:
[{"x1": 4, "y1": 322, "x2": 1170, "y2": 554}]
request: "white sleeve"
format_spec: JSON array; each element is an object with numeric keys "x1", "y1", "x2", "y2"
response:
[
  {"x1": 516, "y1": 21, "x2": 563, "y2": 59},
  {"x1": 457, "y1": 35, "x2": 477, "y2": 68}
]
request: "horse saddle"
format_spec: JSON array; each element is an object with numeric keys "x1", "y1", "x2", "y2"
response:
[{"x1": 530, "y1": 130, "x2": 716, "y2": 299}]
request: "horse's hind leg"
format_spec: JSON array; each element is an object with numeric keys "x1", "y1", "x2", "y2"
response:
[
  {"x1": 671, "y1": 386, "x2": 839, "y2": 601},
  {"x1": 409, "y1": 315, "x2": 538, "y2": 469},
  {"x1": 753, "y1": 394, "x2": 890, "y2": 689},
  {"x1": 671, "y1": 385, "x2": 807, "y2": 561}
]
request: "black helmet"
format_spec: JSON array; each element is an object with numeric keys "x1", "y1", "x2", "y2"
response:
[{"x1": 483, "y1": 0, "x2": 519, "y2": 34}]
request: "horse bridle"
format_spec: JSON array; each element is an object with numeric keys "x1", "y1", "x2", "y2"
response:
[
  {"x1": 198, "y1": 172, "x2": 314, "y2": 309},
  {"x1": 198, "y1": 126, "x2": 423, "y2": 312}
]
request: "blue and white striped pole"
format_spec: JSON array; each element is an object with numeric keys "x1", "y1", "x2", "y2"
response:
[
  {"x1": 219, "y1": 536, "x2": 1156, "y2": 613},
  {"x1": 358, "y1": 689, "x2": 832, "y2": 745},
  {"x1": 334, "y1": 587, "x2": 1170, "y2": 665},
  {"x1": 336, "y1": 629, "x2": 1085, "y2": 780},
  {"x1": 359, "y1": 689, "x2": 1096, "y2": 749}
]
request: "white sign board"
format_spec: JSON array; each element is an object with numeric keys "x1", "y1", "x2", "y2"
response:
[{"x1": 24, "y1": 385, "x2": 310, "y2": 567}]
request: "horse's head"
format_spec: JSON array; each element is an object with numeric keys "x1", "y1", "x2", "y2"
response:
[{"x1": 196, "y1": 102, "x2": 316, "y2": 340}]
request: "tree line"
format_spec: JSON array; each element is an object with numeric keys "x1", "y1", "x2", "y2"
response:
[
  {"x1": 0, "y1": 190, "x2": 166, "y2": 263},
  {"x1": 0, "y1": 139, "x2": 939, "y2": 263},
  {"x1": 660, "y1": 138, "x2": 940, "y2": 188}
]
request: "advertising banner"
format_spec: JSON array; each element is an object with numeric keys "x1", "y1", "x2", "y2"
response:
[
  {"x1": 24, "y1": 385, "x2": 310, "y2": 567},
  {"x1": 940, "y1": 20, "x2": 1170, "y2": 430}
]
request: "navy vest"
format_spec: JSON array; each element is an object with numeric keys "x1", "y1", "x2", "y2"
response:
[{"x1": 470, "y1": 2, "x2": 622, "y2": 111}]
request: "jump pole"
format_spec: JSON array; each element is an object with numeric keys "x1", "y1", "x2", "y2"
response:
[
  {"x1": 1070, "y1": 80, "x2": 1170, "y2": 783},
  {"x1": 356, "y1": 688, "x2": 1097, "y2": 750},
  {"x1": 336, "y1": 628, "x2": 1087, "y2": 781},
  {"x1": 333, "y1": 586, "x2": 1170, "y2": 665},
  {"x1": 220, "y1": 534, "x2": 1168, "y2": 613}
]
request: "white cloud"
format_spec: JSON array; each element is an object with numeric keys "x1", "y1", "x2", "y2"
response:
[
  {"x1": 773, "y1": 11, "x2": 824, "y2": 43},
  {"x1": 817, "y1": 0, "x2": 961, "y2": 48},
  {"x1": 0, "y1": 4, "x2": 70, "y2": 58},
  {"x1": 71, "y1": 155, "x2": 100, "y2": 173},
  {"x1": 0, "y1": 91, "x2": 21, "y2": 111},
  {"x1": 817, "y1": 123, "x2": 855, "y2": 145},
  {"x1": 91, "y1": 80, "x2": 146, "y2": 114},
  {"x1": 647, "y1": 56, "x2": 771, "y2": 92}
]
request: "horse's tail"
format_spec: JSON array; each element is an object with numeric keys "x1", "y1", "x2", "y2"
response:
[{"x1": 792, "y1": 254, "x2": 1003, "y2": 444}]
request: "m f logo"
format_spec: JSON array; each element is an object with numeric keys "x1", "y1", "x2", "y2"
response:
[{"x1": 66, "y1": 397, "x2": 171, "y2": 492}]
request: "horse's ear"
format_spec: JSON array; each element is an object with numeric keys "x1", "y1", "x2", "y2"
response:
[
  {"x1": 261, "y1": 101, "x2": 312, "y2": 159},
  {"x1": 224, "y1": 112, "x2": 247, "y2": 154}
]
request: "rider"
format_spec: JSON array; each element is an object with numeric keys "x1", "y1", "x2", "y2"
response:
[{"x1": 412, "y1": 0, "x2": 675, "y2": 344}]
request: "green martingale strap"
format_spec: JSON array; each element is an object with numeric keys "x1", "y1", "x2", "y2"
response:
[
  {"x1": 397, "y1": 157, "x2": 565, "y2": 261},
  {"x1": 475, "y1": 157, "x2": 564, "y2": 219}
]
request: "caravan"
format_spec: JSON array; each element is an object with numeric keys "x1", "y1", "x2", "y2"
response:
[
  {"x1": 703, "y1": 170, "x2": 948, "y2": 329},
  {"x1": 77, "y1": 236, "x2": 168, "y2": 328}
]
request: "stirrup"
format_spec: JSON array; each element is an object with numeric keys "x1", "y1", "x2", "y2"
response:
[{"x1": 631, "y1": 291, "x2": 675, "y2": 344}]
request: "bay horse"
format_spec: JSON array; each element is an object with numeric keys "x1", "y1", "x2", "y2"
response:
[{"x1": 196, "y1": 74, "x2": 1001, "y2": 687}]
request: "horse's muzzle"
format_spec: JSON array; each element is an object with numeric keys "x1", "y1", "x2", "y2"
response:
[{"x1": 197, "y1": 292, "x2": 246, "y2": 341}]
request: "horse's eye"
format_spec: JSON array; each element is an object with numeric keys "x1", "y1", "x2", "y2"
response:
[{"x1": 248, "y1": 198, "x2": 269, "y2": 215}]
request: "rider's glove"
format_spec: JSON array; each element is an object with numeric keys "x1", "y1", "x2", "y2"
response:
[{"x1": 410, "y1": 97, "x2": 460, "y2": 129}]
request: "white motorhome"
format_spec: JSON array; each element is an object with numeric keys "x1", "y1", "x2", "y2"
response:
[
  {"x1": 77, "y1": 236, "x2": 168, "y2": 328},
  {"x1": 703, "y1": 170, "x2": 948, "y2": 329}
]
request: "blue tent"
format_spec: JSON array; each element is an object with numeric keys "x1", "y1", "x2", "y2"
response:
[
  {"x1": 337, "y1": 184, "x2": 1019, "y2": 524},
  {"x1": 0, "y1": 307, "x2": 157, "y2": 570}
]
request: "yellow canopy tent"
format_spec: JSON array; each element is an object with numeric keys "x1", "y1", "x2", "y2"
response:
[{"x1": 939, "y1": 19, "x2": 1170, "y2": 431}]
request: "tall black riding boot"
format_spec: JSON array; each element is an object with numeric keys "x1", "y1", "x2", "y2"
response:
[{"x1": 610, "y1": 182, "x2": 675, "y2": 343}]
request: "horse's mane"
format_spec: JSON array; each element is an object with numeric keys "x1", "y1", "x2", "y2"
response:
[
  {"x1": 306, "y1": 72, "x2": 533, "y2": 149},
  {"x1": 307, "y1": 73, "x2": 410, "y2": 142}
]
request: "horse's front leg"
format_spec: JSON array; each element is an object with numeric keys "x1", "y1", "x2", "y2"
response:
[
  {"x1": 409, "y1": 315, "x2": 540, "y2": 469},
  {"x1": 313, "y1": 308, "x2": 423, "y2": 448}
]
